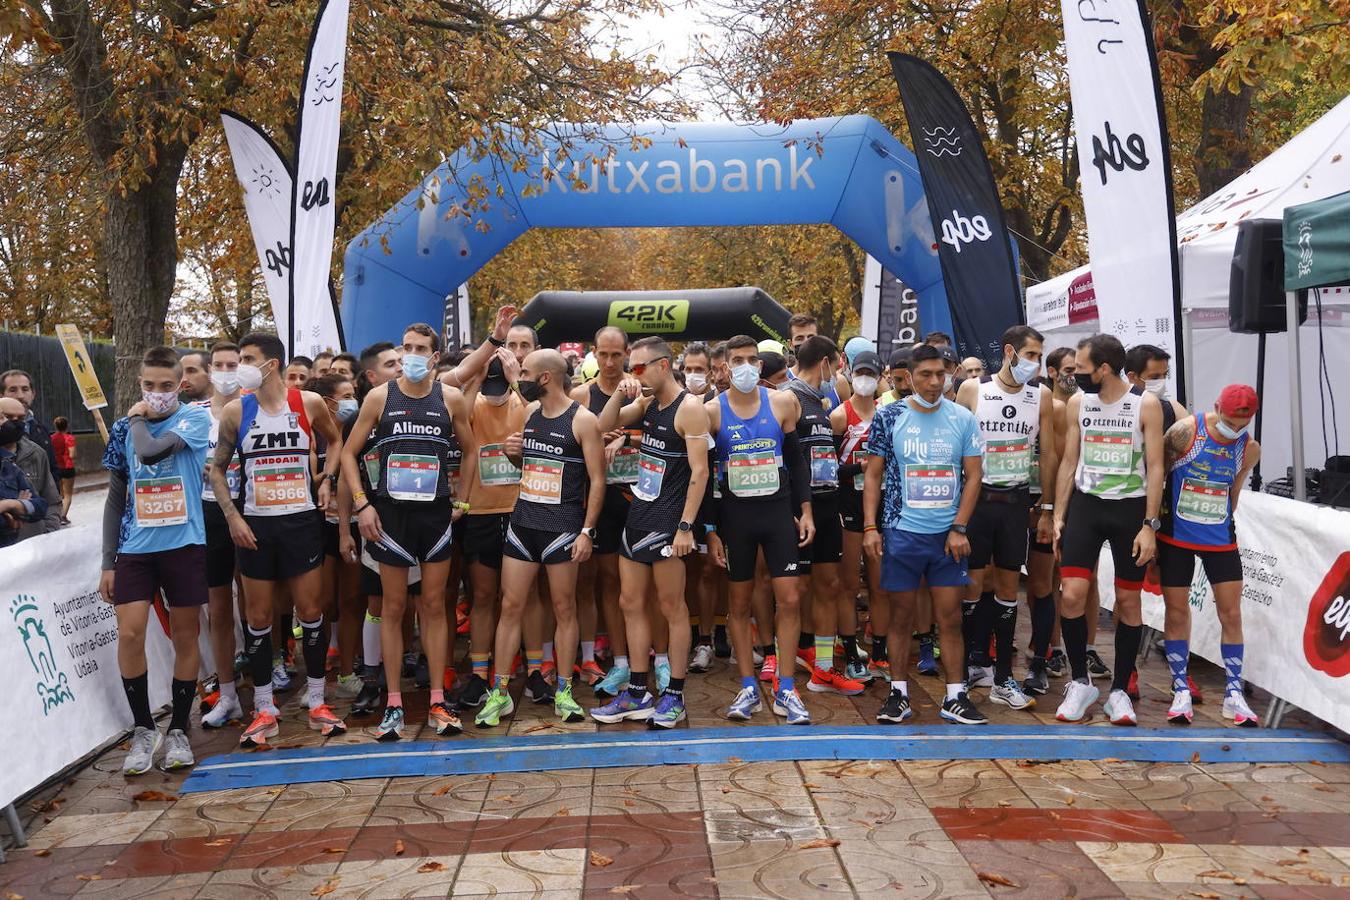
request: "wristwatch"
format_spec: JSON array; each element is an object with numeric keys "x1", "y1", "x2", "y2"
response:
[
  {"x1": 950, "y1": 523, "x2": 968, "y2": 535},
  {"x1": 1143, "y1": 517, "x2": 1162, "y2": 531},
  {"x1": 1039, "y1": 503, "x2": 1054, "y2": 513},
  {"x1": 580, "y1": 526, "x2": 597, "y2": 540},
  {"x1": 677, "y1": 521, "x2": 693, "y2": 533},
  {"x1": 488, "y1": 335, "x2": 506, "y2": 348}
]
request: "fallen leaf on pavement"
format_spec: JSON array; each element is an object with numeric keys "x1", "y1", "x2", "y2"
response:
[
  {"x1": 321, "y1": 847, "x2": 346, "y2": 854},
  {"x1": 521, "y1": 724, "x2": 552, "y2": 734},
  {"x1": 394, "y1": 840, "x2": 405, "y2": 856},
  {"x1": 310, "y1": 878, "x2": 340, "y2": 896},
  {"x1": 977, "y1": 872, "x2": 1019, "y2": 888},
  {"x1": 726, "y1": 756, "x2": 742, "y2": 763},
  {"x1": 1276, "y1": 859, "x2": 1299, "y2": 866},
  {"x1": 1190, "y1": 752, "x2": 1202, "y2": 763},
  {"x1": 492, "y1": 795, "x2": 517, "y2": 803},
  {"x1": 609, "y1": 886, "x2": 639, "y2": 894},
  {"x1": 804, "y1": 783, "x2": 821, "y2": 789},
  {"x1": 74, "y1": 875, "x2": 101, "y2": 882},
  {"x1": 623, "y1": 799, "x2": 637, "y2": 807},
  {"x1": 1198, "y1": 870, "x2": 1236, "y2": 880},
  {"x1": 1307, "y1": 759, "x2": 1326, "y2": 766},
  {"x1": 1308, "y1": 871, "x2": 1332, "y2": 885},
  {"x1": 799, "y1": 838, "x2": 841, "y2": 849},
  {"x1": 1015, "y1": 760, "x2": 1035, "y2": 769},
  {"x1": 1314, "y1": 785, "x2": 1336, "y2": 793},
  {"x1": 1101, "y1": 758, "x2": 1122, "y2": 763},
  {"x1": 431, "y1": 784, "x2": 453, "y2": 796},
  {"x1": 418, "y1": 861, "x2": 447, "y2": 873},
  {"x1": 1261, "y1": 796, "x2": 1275, "y2": 802},
  {"x1": 1187, "y1": 892, "x2": 1221, "y2": 899},
  {"x1": 720, "y1": 785, "x2": 733, "y2": 793},
  {"x1": 33, "y1": 849, "x2": 51, "y2": 857},
  {"x1": 204, "y1": 839, "x2": 232, "y2": 847},
  {"x1": 1063, "y1": 794, "x2": 1076, "y2": 806},
  {"x1": 590, "y1": 851, "x2": 614, "y2": 867},
  {"x1": 556, "y1": 807, "x2": 571, "y2": 816},
  {"x1": 997, "y1": 800, "x2": 1012, "y2": 808},
  {"x1": 132, "y1": 791, "x2": 177, "y2": 802}
]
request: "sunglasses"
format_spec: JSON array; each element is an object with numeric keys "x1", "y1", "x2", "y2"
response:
[{"x1": 630, "y1": 356, "x2": 669, "y2": 377}]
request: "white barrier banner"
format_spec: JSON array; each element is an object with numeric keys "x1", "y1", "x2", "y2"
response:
[
  {"x1": 0, "y1": 526, "x2": 175, "y2": 807},
  {"x1": 1098, "y1": 492, "x2": 1350, "y2": 733}
]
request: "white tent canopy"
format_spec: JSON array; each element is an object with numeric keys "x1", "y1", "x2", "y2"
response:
[{"x1": 1027, "y1": 94, "x2": 1350, "y2": 482}]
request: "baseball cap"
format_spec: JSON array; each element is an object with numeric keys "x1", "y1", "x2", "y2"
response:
[
  {"x1": 757, "y1": 351, "x2": 787, "y2": 380},
  {"x1": 843, "y1": 336, "x2": 876, "y2": 366},
  {"x1": 481, "y1": 358, "x2": 510, "y2": 396},
  {"x1": 1217, "y1": 384, "x2": 1259, "y2": 416},
  {"x1": 887, "y1": 347, "x2": 913, "y2": 370},
  {"x1": 938, "y1": 345, "x2": 960, "y2": 365},
  {"x1": 757, "y1": 338, "x2": 786, "y2": 356},
  {"x1": 851, "y1": 351, "x2": 884, "y2": 375}
]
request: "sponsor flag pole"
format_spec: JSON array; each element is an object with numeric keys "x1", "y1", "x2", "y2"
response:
[
  {"x1": 1060, "y1": 0, "x2": 1185, "y2": 403},
  {"x1": 887, "y1": 52, "x2": 1024, "y2": 367}
]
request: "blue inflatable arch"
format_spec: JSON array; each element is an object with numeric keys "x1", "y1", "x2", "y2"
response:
[{"x1": 341, "y1": 116, "x2": 951, "y2": 351}]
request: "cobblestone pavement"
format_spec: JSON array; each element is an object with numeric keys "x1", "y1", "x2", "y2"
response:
[{"x1": 4, "y1": 615, "x2": 1347, "y2": 899}]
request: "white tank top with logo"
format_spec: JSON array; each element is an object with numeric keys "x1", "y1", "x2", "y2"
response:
[
  {"x1": 974, "y1": 376, "x2": 1040, "y2": 489},
  {"x1": 240, "y1": 396, "x2": 315, "y2": 517},
  {"x1": 1074, "y1": 387, "x2": 1146, "y2": 499},
  {"x1": 197, "y1": 400, "x2": 242, "y2": 504}
]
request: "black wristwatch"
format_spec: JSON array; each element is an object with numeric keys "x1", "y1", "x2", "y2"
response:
[
  {"x1": 950, "y1": 523, "x2": 968, "y2": 535},
  {"x1": 1143, "y1": 517, "x2": 1162, "y2": 531},
  {"x1": 488, "y1": 335, "x2": 506, "y2": 348},
  {"x1": 677, "y1": 521, "x2": 692, "y2": 533}
]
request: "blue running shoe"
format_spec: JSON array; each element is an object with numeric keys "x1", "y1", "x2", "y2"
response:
[
  {"x1": 649, "y1": 692, "x2": 686, "y2": 729},
  {"x1": 726, "y1": 685, "x2": 762, "y2": 721},
  {"x1": 655, "y1": 659, "x2": 672, "y2": 694},
  {"x1": 771, "y1": 688, "x2": 811, "y2": 725},
  {"x1": 917, "y1": 641, "x2": 939, "y2": 677},
  {"x1": 594, "y1": 665, "x2": 630, "y2": 698},
  {"x1": 590, "y1": 689, "x2": 655, "y2": 724}
]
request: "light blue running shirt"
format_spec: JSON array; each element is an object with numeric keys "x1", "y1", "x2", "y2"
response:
[
  {"x1": 876, "y1": 398, "x2": 983, "y2": 534},
  {"x1": 104, "y1": 403, "x2": 212, "y2": 555}
]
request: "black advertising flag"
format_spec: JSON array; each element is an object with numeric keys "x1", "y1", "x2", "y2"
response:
[{"x1": 887, "y1": 52, "x2": 1023, "y2": 365}]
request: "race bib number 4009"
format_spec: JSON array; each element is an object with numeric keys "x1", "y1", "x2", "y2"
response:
[{"x1": 520, "y1": 457, "x2": 564, "y2": 504}]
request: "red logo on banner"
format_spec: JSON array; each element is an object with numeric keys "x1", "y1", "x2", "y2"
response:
[
  {"x1": 1303, "y1": 552, "x2": 1350, "y2": 678},
  {"x1": 1068, "y1": 273, "x2": 1098, "y2": 324}
]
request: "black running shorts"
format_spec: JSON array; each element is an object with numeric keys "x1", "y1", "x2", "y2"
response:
[
  {"x1": 1157, "y1": 539, "x2": 1243, "y2": 588},
  {"x1": 620, "y1": 526, "x2": 676, "y2": 564},
  {"x1": 503, "y1": 521, "x2": 578, "y2": 566},
  {"x1": 464, "y1": 512, "x2": 510, "y2": 570},
  {"x1": 594, "y1": 487, "x2": 630, "y2": 556},
  {"x1": 237, "y1": 510, "x2": 324, "y2": 581},
  {"x1": 114, "y1": 543, "x2": 208, "y2": 607},
  {"x1": 203, "y1": 502, "x2": 237, "y2": 589},
  {"x1": 719, "y1": 496, "x2": 800, "y2": 582},
  {"x1": 367, "y1": 500, "x2": 457, "y2": 568},
  {"x1": 798, "y1": 491, "x2": 843, "y2": 573},
  {"x1": 1059, "y1": 492, "x2": 1148, "y2": 588},
  {"x1": 968, "y1": 493, "x2": 1032, "y2": 571}
]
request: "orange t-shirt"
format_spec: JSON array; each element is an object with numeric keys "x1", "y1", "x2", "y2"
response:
[{"x1": 467, "y1": 392, "x2": 529, "y2": 515}]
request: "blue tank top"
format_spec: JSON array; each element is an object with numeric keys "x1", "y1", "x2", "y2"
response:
[
  {"x1": 716, "y1": 388, "x2": 788, "y2": 502},
  {"x1": 1161, "y1": 413, "x2": 1246, "y2": 550}
]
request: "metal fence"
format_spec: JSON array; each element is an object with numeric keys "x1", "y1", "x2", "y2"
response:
[{"x1": 0, "y1": 331, "x2": 117, "y2": 435}]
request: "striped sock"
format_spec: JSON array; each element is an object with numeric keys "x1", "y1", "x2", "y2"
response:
[
  {"x1": 814, "y1": 635, "x2": 834, "y2": 672},
  {"x1": 1164, "y1": 639, "x2": 1189, "y2": 692},
  {"x1": 1221, "y1": 643, "x2": 1244, "y2": 695},
  {"x1": 471, "y1": 653, "x2": 490, "y2": 680},
  {"x1": 527, "y1": 649, "x2": 543, "y2": 674}
]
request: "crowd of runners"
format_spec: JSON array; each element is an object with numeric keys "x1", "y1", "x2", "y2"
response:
[{"x1": 97, "y1": 307, "x2": 1266, "y2": 775}]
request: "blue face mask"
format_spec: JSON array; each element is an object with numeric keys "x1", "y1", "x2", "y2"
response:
[
  {"x1": 1011, "y1": 355, "x2": 1041, "y2": 385},
  {"x1": 730, "y1": 363, "x2": 760, "y2": 394},
  {"x1": 336, "y1": 398, "x2": 358, "y2": 421},
  {"x1": 402, "y1": 354, "x2": 430, "y2": 382}
]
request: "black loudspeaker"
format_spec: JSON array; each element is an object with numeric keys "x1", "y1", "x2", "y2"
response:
[{"x1": 1229, "y1": 219, "x2": 1308, "y2": 334}]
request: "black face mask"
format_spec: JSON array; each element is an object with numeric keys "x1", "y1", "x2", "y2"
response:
[
  {"x1": 1074, "y1": 372, "x2": 1102, "y2": 394},
  {"x1": 0, "y1": 419, "x2": 23, "y2": 446},
  {"x1": 516, "y1": 379, "x2": 542, "y2": 403}
]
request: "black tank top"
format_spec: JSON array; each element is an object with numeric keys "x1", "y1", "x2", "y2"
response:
[
  {"x1": 628, "y1": 391, "x2": 693, "y2": 532},
  {"x1": 512, "y1": 401, "x2": 587, "y2": 532},
  {"x1": 373, "y1": 380, "x2": 455, "y2": 502},
  {"x1": 788, "y1": 380, "x2": 839, "y2": 496}
]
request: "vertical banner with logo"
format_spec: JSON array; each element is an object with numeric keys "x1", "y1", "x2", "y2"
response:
[
  {"x1": 861, "y1": 255, "x2": 922, "y2": 352},
  {"x1": 1060, "y1": 0, "x2": 1185, "y2": 402},
  {"x1": 288, "y1": 0, "x2": 349, "y2": 358},
  {"x1": 887, "y1": 52, "x2": 1024, "y2": 366},
  {"x1": 443, "y1": 284, "x2": 472, "y2": 348},
  {"x1": 221, "y1": 111, "x2": 296, "y2": 340}
]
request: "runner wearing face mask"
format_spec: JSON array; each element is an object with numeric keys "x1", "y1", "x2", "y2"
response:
[
  {"x1": 1158, "y1": 385, "x2": 1262, "y2": 726},
  {"x1": 678, "y1": 342, "x2": 721, "y2": 670}
]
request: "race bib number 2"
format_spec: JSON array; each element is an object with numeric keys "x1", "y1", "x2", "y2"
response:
[
  {"x1": 134, "y1": 475, "x2": 187, "y2": 527},
  {"x1": 633, "y1": 453, "x2": 666, "y2": 502}
]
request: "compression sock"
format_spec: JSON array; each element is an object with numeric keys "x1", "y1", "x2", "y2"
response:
[
  {"x1": 1030, "y1": 594, "x2": 1056, "y2": 658},
  {"x1": 994, "y1": 597, "x2": 1018, "y2": 681},
  {"x1": 1221, "y1": 643, "x2": 1244, "y2": 695},
  {"x1": 872, "y1": 634, "x2": 888, "y2": 662},
  {"x1": 299, "y1": 617, "x2": 327, "y2": 680},
  {"x1": 362, "y1": 612, "x2": 382, "y2": 675},
  {"x1": 1061, "y1": 615, "x2": 1089, "y2": 683},
  {"x1": 629, "y1": 670, "x2": 649, "y2": 697},
  {"x1": 798, "y1": 631, "x2": 813, "y2": 651},
  {"x1": 814, "y1": 635, "x2": 834, "y2": 672},
  {"x1": 961, "y1": 599, "x2": 979, "y2": 665},
  {"x1": 1111, "y1": 624, "x2": 1143, "y2": 693},
  {"x1": 1164, "y1": 639, "x2": 1190, "y2": 692},
  {"x1": 975, "y1": 591, "x2": 997, "y2": 664},
  {"x1": 122, "y1": 672, "x2": 155, "y2": 730},
  {"x1": 245, "y1": 623, "x2": 274, "y2": 690},
  {"x1": 842, "y1": 634, "x2": 861, "y2": 664},
  {"x1": 169, "y1": 678, "x2": 195, "y2": 733}
]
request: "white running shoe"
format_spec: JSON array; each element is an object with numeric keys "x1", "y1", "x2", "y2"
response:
[
  {"x1": 689, "y1": 644, "x2": 714, "y2": 674},
  {"x1": 271, "y1": 662, "x2": 292, "y2": 691},
  {"x1": 1222, "y1": 691, "x2": 1260, "y2": 727},
  {"x1": 202, "y1": 695, "x2": 243, "y2": 729},
  {"x1": 990, "y1": 677, "x2": 1036, "y2": 710},
  {"x1": 336, "y1": 673, "x2": 363, "y2": 698},
  {"x1": 161, "y1": 729, "x2": 195, "y2": 770},
  {"x1": 1104, "y1": 689, "x2": 1137, "y2": 726},
  {"x1": 966, "y1": 665, "x2": 995, "y2": 689},
  {"x1": 1055, "y1": 680, "x2": 1100, "y2": 722},
  {"x1": 1167, "y1": 689, "x2": 1194, "y2": 725},
  {"x1": 123, "y1": 726, "x2": 162, "y2": 776}
]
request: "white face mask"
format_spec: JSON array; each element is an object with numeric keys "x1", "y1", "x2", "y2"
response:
[
  {"x1": 143, "y1": 390, "x2": 179, "y2": 416},
  {"x1": 943, "y1": 373, "x2": 954, "y2": 394},
  {"x1": 1213, "y1": 418, "x2": 1245, "y2": 440},
  {"x1": 911, "y1": 391, "x2": 942, "y2": 409},
  {"x1": 730, "y1": 363, "x2": 760, "y2": 394},
  {"x1": 210, "y1": 370, "x2": 239, "y2": 396},
  {"x1": 1011, "y1": 355, "x2": 1040, "y2": 385},
  {"x1": 1145, "y1": 378, "x2": 1169, "y2": 400},
  {"x1": 685, "y1": 372, "x2": 708, "y2": 394},
  {"x1": 851, "y1": 375, "x2": 878, "y2": 397},
  {"x1": 236, "y1": 363, "x2": 265, "y2": 392}
]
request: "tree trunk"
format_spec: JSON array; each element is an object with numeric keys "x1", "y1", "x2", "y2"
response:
[{"x1": 1195, "y1": 82, "x2": 1255, "y2": 197}]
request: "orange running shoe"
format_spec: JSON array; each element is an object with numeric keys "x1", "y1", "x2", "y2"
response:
[
  {"x1": 759, "y1": 654, "x2": 778, "y2": 682},
  {"x1": 308, "y1": 704, "x2": 348, "y2": 737},
  {"x1": 240, "y1": 710, "x2": 279, "y2": 748},
  {"x1": 795, "y1": 647, "x2": 816, "y2": 672},
  {"x1": 807, "y1": 667, "x2": 866, "y2": 696},
  {"x1": 427, "y1": 701, "x2": 462, "y2": 736},
  {"x1": 577, "y1": 660, "x2": 605, "y2": 685},
  {"x1": 541, "y1": 659, "x2": 557, "y2": 684}
]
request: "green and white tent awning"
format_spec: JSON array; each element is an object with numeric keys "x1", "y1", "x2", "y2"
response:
[{"x1": 1285, "y1": 188, "x2": 1350, "y2": 291}]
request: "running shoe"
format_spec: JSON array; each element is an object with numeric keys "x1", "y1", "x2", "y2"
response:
[
  {"x1": 554, "y1": 683, "x2": 585, "y2": 723},
  {"x1": 877, "y1": 690, "x2": 913, "y2": 724},
  {"x1": 595, "y1": 634, "x2": 612, "y2": 662},
  {"x1": 414, "y1": 654, "x2": 430, "y2": 690},
  {"x1": 1188, "y1": 675, "x2": 1205, "y2": 704},
  {"x1": 868, "y1": 658, "x2": 892, "y2": 680},
  {"x1": 162, "y1": 728, "x2": 194, "y2": 770},
  {"x1": 336, "y1": 673, "x2": 363, "y2": 699},
  {"x1": 917, "y1": 640, "x2": 939, "y2": 676},
  {"x1": 1022, "y1": 662, "x2": 1050, "y2": 697},
  {"x1": 271, "y1": 661, "x2": 292, "y2": 692},
  {"x1": 1104, "y1": 689, "x2": 1137, "y2": 726},
  {"x1": 1046, "y1": 649, "x2": 1067, "y2": 678},
  {"x1": 758, "y1": 654, "x2": 778, "y2": 683},
  {"x1": 541, "y1": 658, "x2": 557, "y2": 684},
  {"x1": 202, "y1": 695, "x2": 243, "y2": 729},
  {"x1": 199, "y1": 675, "x2": 219, "y2": 713},
  {"x1": 941, "y1": 692, "x2": 988, "y2": 724},
  {"x1": 807, "y1": 667, "x2": 866, "y2": 696},
  {"x1": 1126, "y1": 669, "x2": 1142, "y2": 701},
  {"x1": 990, "y1": 677, "x2": 1036, "y2": 710},
  {"x1": 1167, "y1": 689, "x2": 1194, "y2": 725},
  {"x1": 402, "y1": 652, "x2": 418, "y2": 678},
  {"x1": 771, "y1": 688, "x2": 811, "y2": 725},
  {"x1": 713, "y1": 626, "x2": 731, "y2": 658},
  {"x1": 1222, "y1": 691, "x2": 1259, "y2": 727},
  {"x1": 428, "y1": 702, "x2": 463, "y2": 736},
  {"x1": 966, "y1": 664, "x2": 995, "y2": 690},
  {"x1": 123, "y1": 726, "x2": 162, "y2": 776},
  {"x1": 655, "y1": 659, "x2": 672, "y2": 693},
  {"x1": 375, "y1": 706, "x2": 405, "y2": 742},
  {"x1": 577, "y1": 661, "x2": 606, "y2": 686},
  {"x1": 326, "y1": 646, "x2": 340, "y2": 673},
  {"x1": 453, "y1": 674, "x2": 489, "y2": 709},
  {"x1": 590, "y1": 689, "x2": 655, "y2": 724},
  {"x1": 594, "y1": 665, "x2": 630, "y2": 698},
  {"x1": 308, "y1": 704, "x2": 348, "y2": 737},
  {"x1": 795, "y1": 647, "x2": 816, "y2": 672},
  {"x1": 1086, "y1": 649, "x2": 1112, "y2": 679},
  {"x1": 475, "y1": 688, "x2": 515, "y2": 728},
  {"x1": 649, "y1": 692, "x2": 687, "y2": 729},
  {"x1": 352, "y1": 680, "x2": 382, "y2": 716},
  {"x1": 240, "y1": 710, "x2": 279, "y2": 748},
  {"x1": 726, "y1": 685, "x2": 762, "y2": 721},
  {"x1": 1055, "y1": 680, "x2": 1100, "y2": 723},
  {"x1": 525, "y1": 670, "x2": 556, "y2": 704},
  {"x1": 688, "y1": 644, "x2": 714, "y2": 674},
  {"x1": 233, "y1": 651, "x2": 248, "y2": 676},
  {"x1": 844, "y1": 659, "x2": 874, "y2": 684}
]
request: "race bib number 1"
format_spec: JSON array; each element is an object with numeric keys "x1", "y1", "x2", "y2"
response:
[
  {"x1": 727, "y1": 451, "x2": 781, "y2": 498},
  {"x1": 134, "y1": 475, "x2": 187, "y2": 527},
  {"x1": 1177, "y1": 477, "x2": 1229, "y2": 525},
  {"x1": 1083, "y1": 428, "x2": 1134, "y2": 476},
  {"x1": 385, "y1": 453, "x2": 440, "y2": 502},
  {"x1": 633, "y1": 453, "x2": 666, "y2": 502},
  {"x1": 520, "y1": 456, "x2": 564, "y2": 504},
  {"x1": 904, "y1": 464, "x2": 957, "y2": 509}
]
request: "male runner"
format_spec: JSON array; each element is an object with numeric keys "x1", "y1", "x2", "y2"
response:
[
  {"x1": 506, "y1": 324, "x2": 537, "y2": 365},
  {"x1": 956, "y1": 326, "x2": 1058, "y2": 711},
  {"x1": 1037, "y1": 346, "x2": 1080, "y2": 679},
  {"x1": 678, "y1": 342, "x2": 723, "y2": 667},
  {"x1": 477, "y1": 349, "x2": 606, "y2": 727},
  {"x1": 877, "y1": 348, "x2": 912, "y2": 408},
  {"x1": 341, "y1": 323, "x2": 478, "y2": 741},
  {"x1": 313, "y1": 352, "x2": 334, "y2": 377},
  {"x1": 787, "y1": 336, "x2": 866, "y2": 694},
  {"x1": 591, "y1": 338, "x2": 711, "y2": 727},
  {"x1": 100, "y1": 346, "x2": 212, "y2": 773},
  {"x1": 1158, "y1": 385, "x2": 1262, "y2": 726},
  {"x1": 864, "y1": 343, "x2": 986, "y2": 725},
  {"x1": 285, "y1": 357, "x2": 313, "y2": 390},
  {"x1": 786, "y1": 314, "x2": 850, "y2": 404},
  {"x1": 330, "y1": 353, "x2": 358, "y2": 381},
  {"x1": 705, "y1": 335, "x2": 815, "y2": 724},
  {"x1": 211, "y1": 332, "x2": 346, "y2": 747},
  {"x1": 1052, "y1": 334, "x2": 1165, "y2": 725},
  {"x1": 179, "y1": 352, "x2": 211, "y2": 402}
]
